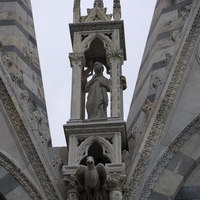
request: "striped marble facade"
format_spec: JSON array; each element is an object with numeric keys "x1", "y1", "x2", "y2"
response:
[
  {"x1": 0, "y1": 1, "x2": 64, "y2": 199},
  {"x1": 126, "y1": 0, "x2": 200, "y2": 199}
]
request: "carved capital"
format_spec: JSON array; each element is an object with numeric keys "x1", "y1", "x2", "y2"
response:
[
  {"x1": 63, "y1": 175, "x2": 80, "y2": 199},
  {"x1": 106, "y1": 49, "x2": 123, "y2": 59},
  {"x1": 69, "y1": 53, "x2": 85, "y2": 68},
  {"x1": 106, "y1": 49, "x2": 123, "y2": 65},
  {"x1": 104, "y1": 174, "x2": 127, "y2": 192}
]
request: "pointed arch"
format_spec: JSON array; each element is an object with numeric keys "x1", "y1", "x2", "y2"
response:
[
  {"x1": 80, "y1": 142, "x2": 111, "y2": 165},
  {"x1": 0, "y1": 149, "x2": 44, "y2": 199},
  {"x1": 75, "y1": 135, "x2": 115, "y2": 164},
  {"x1": 137, "y1": 115, "x2": 200, "y2": 199},
  {"x1": 80, "y1": 32, "x2": 113, "y2": 53}
]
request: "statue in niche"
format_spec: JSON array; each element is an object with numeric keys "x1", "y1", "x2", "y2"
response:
[
  {"x1": 85, "y1": 62, "x2": 110, "y2": 119},
  {"x1": 76, "y1": 156, "x2": 107, "y2": 200}
]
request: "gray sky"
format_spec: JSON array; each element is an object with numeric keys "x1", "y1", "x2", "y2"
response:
[{"x1": 31, "y1": 0, "x2": 157, "y2": 146}]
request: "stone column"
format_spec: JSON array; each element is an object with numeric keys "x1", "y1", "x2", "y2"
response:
[
  {"x1": 106, "y1": 49, "x2": 124, "y2": 118},
  {"x1": 73, "y1": 0, "x2": 81, "y2": 22},
  {"x1": 63, "y1": 176, "x2": 79, "y2": 200},
  {"x1": 104, "y1": 174, "x2": 127, "y2": 200},
  {"x1": 69, "y1": 53, "x2": 85, "y2": 121}
]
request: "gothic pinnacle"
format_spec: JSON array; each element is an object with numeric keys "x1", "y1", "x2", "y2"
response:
[{"x1": 94, "y1": 0, "x2": 104, "y2": 8}]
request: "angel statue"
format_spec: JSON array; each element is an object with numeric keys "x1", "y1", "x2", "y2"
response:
[{"x1": 75, "y1": 156, "x2": 107, "y2": 200}]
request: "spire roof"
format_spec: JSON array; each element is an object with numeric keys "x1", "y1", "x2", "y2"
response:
[{"x1": 94, "y1": 0, "x2": 104, "y2": 8}]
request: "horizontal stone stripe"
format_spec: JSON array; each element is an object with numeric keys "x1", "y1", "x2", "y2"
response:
[
  {"x1": 4, "y1": 45, "x2": 41, "y2": 78},
  {"x1": 163, "y1": 0, "x2": 192, "y2": 14},
  {"x1": 0, "y1": 0, "x2": 32, "y2": 17},
  {"x1": 149, "y1": 191, "x2": 170, "y2": 200},
  {"x1": 19, "y1": 82, "x2": 47, "y2": 112},
  {"x1": 175, "y1": 186, "x2": 200, "y2": 199},
  {"x1": 166, "y1": 151, "x2": 195, "y2": 177},
  {"x1": 130, "y1": 26, "x2": 183, "y2": 109},
  {"x1": 0, "y1": 20, "x2": 37, "y2": 47},
  {"x1": 139, "y1": 26, "x2": 183, "y2": 73},
  {"x1": 0, "y1": 173, "x2": 20, "y2": 195},
  {"x1": 130, "y1": 57, "x2": 169, "y2": 110}
]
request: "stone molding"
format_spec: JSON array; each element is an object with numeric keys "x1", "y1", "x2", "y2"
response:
[
  {"x1": 77, "y1": 31, "x2": 114, "y2": 53},
  {"x1": 69, "y1": 21, "x2": 126, "y2": 60},
  {"x1": 68, "y1": 132, "x2": 121, "y2": 165},
  {"x1": 139, "y1": 114, "x2": 200, "y2": 199},
  {"x1": 0, "y1": 151, "x2": 43, "y2": 199},
  {"x1": 125, "y1": 5, "x2": 200, "y2": 200},
  {"x1": 0, "y1": 77, "x2": 60, "y2": 199},
  {"x1": 64, "y1": 121, "x2": 128, "y2": 150}
]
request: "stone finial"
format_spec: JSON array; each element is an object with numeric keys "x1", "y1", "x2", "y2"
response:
[
  {"x1": 113, "y1": 0, "x2": 121, "y2": 20},
  {"x1": 94, "y1": 0, "x2": 104, "y2": 8},
  {"x1": 73, "y1": 0, "x2": 81, "y2": 22}
]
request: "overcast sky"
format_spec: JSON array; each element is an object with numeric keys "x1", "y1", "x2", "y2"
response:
[{"x1": 31, "y1": 0, "x2": 157, "y2": 146}]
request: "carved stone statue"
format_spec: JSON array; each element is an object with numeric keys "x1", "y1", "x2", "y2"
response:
[
  {"x1": 76, "y1": 156, "x2": 107, "y2": 200},
  {"x1": 85, "y1": 62, "x2": 110, "y2": 119}
]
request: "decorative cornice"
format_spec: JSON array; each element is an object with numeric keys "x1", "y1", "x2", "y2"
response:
[
  {"x1": 0, "y1": 77, "x2": 59, "y2": 199},
  {"x1": 139, "y1": 114, "x2": 200, "y2": 199},
  {"x1": 0, "y1": 151, "x2": 43, "y2": 199},
  {"x1": 64, "y1": 121, "x2": 128, "y2": 150},
  {"x1": 125, "y1": 6, "x2": 200, "y2": 199}
]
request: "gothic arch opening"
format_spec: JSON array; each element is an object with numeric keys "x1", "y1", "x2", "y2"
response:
[
  {"x1": 80, "y1": 142, "x2": 111, "y2": 165},
  {"x1": 84, "y1": 38, "x2": 109, "y2": 73}
]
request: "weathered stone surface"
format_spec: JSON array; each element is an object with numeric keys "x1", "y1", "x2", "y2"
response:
[
  {"x1": 153, "y1": 169, "x2": 183, "y2": 198},
  {"x1": 166, "y1": 151, "x2": 195, "y2": 177}
]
